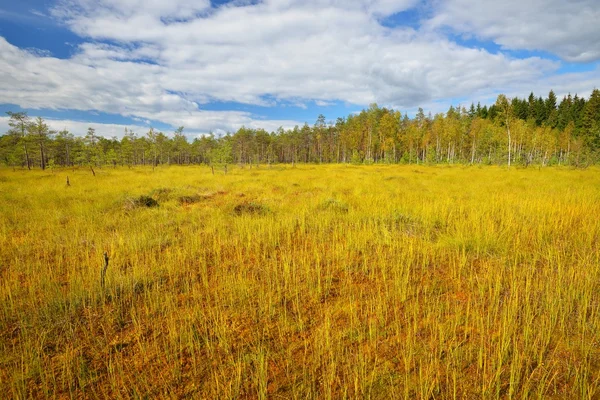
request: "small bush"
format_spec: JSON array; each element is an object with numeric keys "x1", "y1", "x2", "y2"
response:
[
  {"x1": 125, "y1": 195, "x2": 159, "y2": 209},
  {"x1": 319, "y1": 198, "x2": 349, "y2": 213},
  {"x1": 150, "y1": 187, "x2": 173, "y2": 201},
  {"x1": 389, "y1": 211, "x2": 416, "y2": 225},
  {"x1": 233, "y1": 201, "x2": 270, "y2": 215},
  {"x1": 178, "y1": 195, "x2": 201, "y2": 205},
  {"x1": 136, "y1": 195, "x2": 159, "y2": 207}
]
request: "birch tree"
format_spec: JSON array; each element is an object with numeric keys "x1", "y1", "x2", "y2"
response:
[{"x1": 496, "y1": 95, "x2": 513, "y2": 168}]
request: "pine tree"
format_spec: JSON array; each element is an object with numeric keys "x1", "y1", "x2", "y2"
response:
[
  {"x1": 465, "y1": 103, "x2": 474, "y2": 119},
  {"x1": 535, "y1": 97, "x2": 546, "y2": 126},
  {"x1": 28, "y1": 117, "x2": 54, "y2": 170},
  {"x1": 6, "y1": 111, "x2": 32, "y2": 169},
  {"x1": 582, "y1": 89, "x2": 600, "y2": 150},
  {"x1": 527, "y1": 92, "x2": 536, "y2": 121},
  {"x1": 481, "y1": 105, "x2": 489, "y2": 119},
  {"x1": 512, "y1": 97, "x2": 528, "y2": 120},
  {"x1": 556, "y1": 95, "x2": 572, "y2": 130},
  {"x1": 545, "y1": 90, "x2": 558, "y2": 128}
]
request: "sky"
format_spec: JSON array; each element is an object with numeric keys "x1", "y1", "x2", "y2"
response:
[{"x1": 0, "y1": 0, "x2": 599, "y2": 139}]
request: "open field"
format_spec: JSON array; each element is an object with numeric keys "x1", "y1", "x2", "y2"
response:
[{"x1": 1, "y1": 164, "x2": 600, "y2": 399}]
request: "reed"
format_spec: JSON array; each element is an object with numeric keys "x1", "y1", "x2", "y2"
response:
[{"x1": 1, "y1": 164, "x2": 599, "y2": 398}]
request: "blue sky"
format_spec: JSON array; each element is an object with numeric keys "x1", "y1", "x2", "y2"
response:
[{"x1": 0, "y1": 0, "x2": 599, "y2": 138}]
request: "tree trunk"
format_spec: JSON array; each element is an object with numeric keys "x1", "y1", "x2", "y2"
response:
[
  {"x1": 24, "y1": 142, "x2": 31, "y2": 170},
  {"x1": 39, "y1": 142, "x2": 46, "y2": 170},
  {"x1": 367, "y1": 126, "x2": 372, "y2": 162},
  {"x1": 506, "y1": 118, "x2": 511, "y2": 169}
]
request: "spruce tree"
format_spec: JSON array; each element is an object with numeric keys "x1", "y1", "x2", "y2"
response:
[
  {"x1": 545, "y1": 90, "x2": 558, "y2": 128},
  {"x1": 582, "y1": 89, "x2": 600, "y2": 150}
]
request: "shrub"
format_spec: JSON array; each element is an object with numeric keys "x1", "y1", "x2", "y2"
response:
[
  {"x1": 319, "y1": 198, "x2": 349, "y2": 213},
  {"x1": 233, "y1": 201, "x2": 270, "y2": 215},
  {"x1": 125, "y1": 195, "x2": 159, "y2": 209},
  {"x1": 178, "y1": 195, "x2": 202, "y2": 205}
]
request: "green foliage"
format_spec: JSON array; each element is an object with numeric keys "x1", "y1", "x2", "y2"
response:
[
  {"x1": 350, "y1": 149, "x2": 362, "y2": 164},
  {"x1": 3, "y1": 88, "x2": 600, "y2": 169}
]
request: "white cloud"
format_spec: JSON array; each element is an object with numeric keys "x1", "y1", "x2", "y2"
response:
[
  {"x1": 0, "y1": 0, "x2": 597, "y2": 132},
  {"x1": 0, "y1": 114, "x2": 302, "y2": 139},
  {"x1": 428, "y1": 0, "x2": 600, "y2": 62},
  {"x1": 52, "y1": 0, "x2": 212, "y2": 22},
  {"x1": 0, "y1": 116, "x2": 153, "y2": 139},
  {"x1": 315, "y1": 100, "x2": 334, "y2": 106}
]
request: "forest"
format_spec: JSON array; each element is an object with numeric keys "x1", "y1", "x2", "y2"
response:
[{"x1": 2, "y1": 89, "x2": 600, "y2": 169}]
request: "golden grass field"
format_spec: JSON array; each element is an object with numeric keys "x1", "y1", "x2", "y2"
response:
[{"x1": 1, "y1": 164, "x2": 600, "y2": 399}]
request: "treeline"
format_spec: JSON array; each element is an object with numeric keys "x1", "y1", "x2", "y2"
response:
[{"x1": 1, "y1": 89, "x2": 599, "y2": 169}]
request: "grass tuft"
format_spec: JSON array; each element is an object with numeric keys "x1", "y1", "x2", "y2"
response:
[
  {"x1": 178, "y1": 194, "x2": 202, "y2": 205},
  {"x1": 233, "y1": 201, "x2": 270, "y2": 215},
  {"x1": 127, "y1": 195, "x2": 159, "y2": 208},
  {"x1": 319, "y1": 198, "x2": 349, "y2": 213}
]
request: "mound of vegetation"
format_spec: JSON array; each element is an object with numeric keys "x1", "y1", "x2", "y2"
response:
[
  {"x1": 125, "y1": 195, "x2": 159, "y2": 209},
  {"x1": 149, "y1": 187, "x2": 173, "y2": 202},
  {"x1": 178, "y1": 194, "x2": 202, "y2": 205},
  {"x1": 233, "y1": 201, "x2": 270, "y2": 215},
  {"x1": 318, "y1": 198, "x2": 349, "y2": 213}
]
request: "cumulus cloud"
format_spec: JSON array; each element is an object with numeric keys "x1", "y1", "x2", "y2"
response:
[
  {"x1": 0, "y1": 38, "x2": 302, "y2": 134},
  {"x1": 0, "y1": 114, "x2": 302, "y2": 139},
  {"x1": 428, "y1": 0, "x2": 600, "y2": 62},
  {"x1": 52, "y1": 0, "x2": 212, "y2": 22},
  {"x1": 0, "y1": 116, "x2": 152, "y2": 139},
  {"x1": 0, "y1": 0, "x2": 597, "y2": 133},
  {"x1": 409, "y1": 65, "x2": 600, "y2": 116}
]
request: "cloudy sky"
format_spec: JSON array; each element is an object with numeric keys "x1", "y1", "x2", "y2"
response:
[{"x1": 0, "y1": 0, "x2": 599, "y2": 138}]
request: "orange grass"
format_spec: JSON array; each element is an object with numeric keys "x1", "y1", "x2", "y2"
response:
[{"x1": 1, "y1": 164, "x2": 600, "y2": 398}]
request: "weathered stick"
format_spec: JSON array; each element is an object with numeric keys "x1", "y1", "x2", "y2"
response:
[
  {"x1": 101, "y1": 252, "x2": 109, "y2": 289},
  {"x1": 66, "y1": 176, "x2": 70, "y2": 186}
]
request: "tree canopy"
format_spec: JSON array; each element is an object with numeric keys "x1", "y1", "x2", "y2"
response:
[{"x1": 2, "y1": 90, "x2": 599, "y2": 169}]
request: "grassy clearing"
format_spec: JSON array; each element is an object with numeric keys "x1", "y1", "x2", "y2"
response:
[{"x1": 1, "y1": 164, "x2": 600, "y2": 398}]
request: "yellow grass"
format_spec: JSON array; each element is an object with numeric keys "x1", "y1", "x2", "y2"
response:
[{"x1": 1, "y1": 164, "x2": 600, "y2": 399}]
